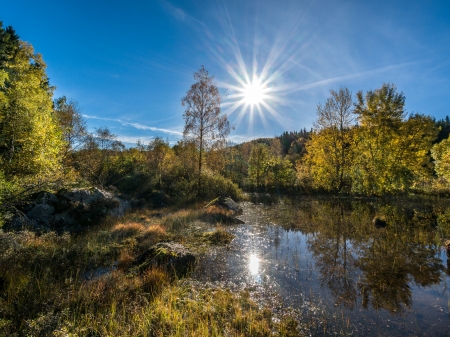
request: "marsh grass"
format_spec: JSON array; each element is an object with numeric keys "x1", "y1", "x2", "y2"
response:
[
  {"x1": 203, "y1": 227, "x2": 235, "y2": 244},
  {"x1": 0, "y1": 204, "x2": 311, "y2": 336}
]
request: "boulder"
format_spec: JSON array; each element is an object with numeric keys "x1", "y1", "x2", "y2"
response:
[
  {"x1": 131, "y1": 242, "x2": 196, "y2": 276},
  {"x1": 27, "y1": 204, "x2": 55, "y2": 223},
  {"x1": 4, "y1": 187, "x2": 131, "y2": 233},
  {"x1": 60, "y1": 188, "x2": 113, "y2": 205},
  {"x1": 205, "y1": 196, "x2": 243, "y2": 215},
  {"x1": 2, "y1": 216, "x2": 47, "y2": 232}
]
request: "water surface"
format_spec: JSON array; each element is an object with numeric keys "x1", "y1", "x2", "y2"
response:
[{"x1": 194, "y1": 196, "x2": 450, "y2": 336}]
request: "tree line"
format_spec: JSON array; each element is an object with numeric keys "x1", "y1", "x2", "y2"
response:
[
  {"x1": 302, "y1": 85, "x2": 450, "y2": 195},
  {"x1": 2, "y1": 20, "x2": 450, "y2": 217}
]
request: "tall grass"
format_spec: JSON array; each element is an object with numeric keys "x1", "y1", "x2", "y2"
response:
[{"x1": 0, "y1": 205, "x2": 310, "y2": 336}]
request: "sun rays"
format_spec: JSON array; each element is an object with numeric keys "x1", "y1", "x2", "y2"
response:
[
  {"x1": 208, "y1": 9, "x2": 304, "y2": 134},
  {"x1": 216, "y1": 57, "x2": 291, "y2": 133}
]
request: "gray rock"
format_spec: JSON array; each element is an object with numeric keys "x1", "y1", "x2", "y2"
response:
[
  {"x1": 131, "y1": 242, "x2": 196, "y2": 276},
  {"x1": 205, "y1": 196, "x2": 243, "y2": 215},
  {"x1": 53, "y1": 213, "x2": 76, "y2": 227},
  {"x1": 27, "y1": 204, "x2": 55, "y2": 223},
  {"x1": 5, "y1": 187, "x2": 131, "y2": 233},
  {"x1": 108, "y1": 199, "x2": 131, "y2": 217},
  {"x1": 61, "y1": 188, "x2": 113, "y2": 204}
]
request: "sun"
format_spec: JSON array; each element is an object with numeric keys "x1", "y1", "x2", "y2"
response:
[
  {"x1": 243, "y1": 79, "x2": 267, "y2": 106},
  {"x1": 220, "y1": 58, "x2": 290, "y2": 132}
]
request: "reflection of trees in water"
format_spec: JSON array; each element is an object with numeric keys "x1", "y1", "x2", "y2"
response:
[
  {"x1": 358, "y1": 240, "x2": 442, "y2": 314},
  {"x1": 293, "y1": 199, "x2": 445, "y2": 314},
  {"x1": 307, "y1": 202, "x2": 358, "y2": 309}
]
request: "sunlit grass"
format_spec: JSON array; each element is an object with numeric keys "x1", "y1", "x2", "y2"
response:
[{"x1": 0, "y1": 204, "x2": 312, "y2": 336}]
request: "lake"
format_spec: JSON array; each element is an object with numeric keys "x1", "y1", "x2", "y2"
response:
[{"x1": 193, "y1": 196, "x2": 450, "y2": 336}]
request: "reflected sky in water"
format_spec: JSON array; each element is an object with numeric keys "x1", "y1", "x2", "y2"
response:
[{"x1": 193, "y1": 197, "x2": 450, "y2": 336}]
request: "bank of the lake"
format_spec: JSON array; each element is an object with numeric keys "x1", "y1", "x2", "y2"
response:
[
  {"x1": 2, "y1": 195, "x2": 450, "y2": 336},
  {"x1": 0, "y1": 202, "x2": 310, "y2": 336}
]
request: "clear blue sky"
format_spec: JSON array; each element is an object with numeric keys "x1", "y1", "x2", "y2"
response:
[{"x1": 2, "y1": 0, "x2": 450, "y2": 145}]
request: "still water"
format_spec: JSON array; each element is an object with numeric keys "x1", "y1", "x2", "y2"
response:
[{"x1": 193, "y1": 196, "x2": 450, "y2": 336}]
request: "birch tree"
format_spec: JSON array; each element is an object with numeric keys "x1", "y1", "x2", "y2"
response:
[{"x1": 182, "y1": 66, "x2": 231, "y2": 193}]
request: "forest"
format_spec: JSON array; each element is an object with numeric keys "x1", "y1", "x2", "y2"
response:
[
  {"x1": 1, "y1": 22, "x2": 450, "y2": 214},
  {"x1": 2, "y1": 21, "x2": 450, "y2": 336}
]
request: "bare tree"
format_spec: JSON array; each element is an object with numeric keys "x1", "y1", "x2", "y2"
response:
[{"x1": 182, "y1": 66, "x2": 231, "y2": 193}]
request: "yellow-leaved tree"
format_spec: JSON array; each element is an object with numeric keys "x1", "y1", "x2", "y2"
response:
[
  {"x1": 305, "y1": 88, "x2": 354, "y2": 192},
  {"x1": 351, "y1": 84, "x2": 437, "y2": 195},
  {"x1": 431, "y1": 136, "x2": 450, "y2": 183},
  {"x1": 0, "y1": 23, "x2": 63, "y2": 200}
]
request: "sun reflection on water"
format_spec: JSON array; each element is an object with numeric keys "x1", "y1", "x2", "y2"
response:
[{"x1": 249, "y1": 254, "x2": 260, "y2": 275}]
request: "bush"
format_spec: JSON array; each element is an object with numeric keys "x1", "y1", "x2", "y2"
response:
[{"x1": 200, "y1": 172, "x2": 243, "y2": 201}]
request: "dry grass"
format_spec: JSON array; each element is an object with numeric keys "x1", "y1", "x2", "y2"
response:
[
  {"x1": 117, "y1": 248, "x2": 134, "y2": 269},
  {"x1": 0, "y1": 205, "x2": 312, "y2": 336},
  {"x1": 112, "y1": 221, "x2": 147, "y2": 236}
]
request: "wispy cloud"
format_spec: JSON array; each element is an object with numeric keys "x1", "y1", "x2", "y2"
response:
[
  {"x1": 159, "y1": 0, "x2": 210, "y2": 35},
  {"x1": 115, "y1": 135, "x2": 178, "y2": 146},
  {"x1": 82, "y1": 114, "x2": 183, "y2": 136},
  {"x1": 282, "y1": 61, "x2": 422, "y2": 94}
]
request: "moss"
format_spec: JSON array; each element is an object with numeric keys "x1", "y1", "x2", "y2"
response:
[{"x1": 203, "y1": 228, "x2": 235, "y2": 245}]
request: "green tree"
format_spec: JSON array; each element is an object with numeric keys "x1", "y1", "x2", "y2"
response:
[
  {"x1": 248, "y1": 143, "x2": 269, "y2": 189},
  {"x1": 147, "y1": 137, "x2": 173, "y2": 189},
  {"x1": 431, "y1": 135, "x2": 450, "y2": 183},
  {"x1": 182, "y1": 66, "x2": 231, "y2": 194},
  {"x1": 0, "y1": 21, "x2": 19, "y2": 67},
  {"x1": 53, "y1": 96, "x2": 86, "y2": 180},
  {"x1": 54, "y1": 96, "x2": 86, "y2": 157},
  {"x1": 306, "y1": 88, "x2": 354, "y2": 191},
  {"x1": 352, "y1": 84, "x2": 437, "y2": 195},
  {"x1": 264, "y1": 156, "x2": 296, "y2": 190},
  {"x1": 0, "y1": 28, "x2": 63, "y2": 193}
]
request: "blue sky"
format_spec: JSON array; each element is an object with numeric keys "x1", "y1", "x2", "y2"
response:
[{"x1": 2, "y1": 0, "x2": 450, "y2": 145}]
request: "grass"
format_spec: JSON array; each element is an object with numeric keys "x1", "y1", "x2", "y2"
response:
[
  {"x1": 203, "y1": 227, "x2": 235, "y2": 244},
  {"x1": 0, "y1": 204, "x2": 313, "y2": 336}
]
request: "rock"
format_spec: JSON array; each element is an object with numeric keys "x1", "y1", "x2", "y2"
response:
[
  {"x1": 27, "y1": 204, "x2": 55, "y2": 223},
  {"x1": 205, "y1": 196, "x2": 243, "y2": 215},
  {"x1": 108, "y1": 199, "x2": 131, "y2": 218},
  {"x1": 60, "y1": 188, "x2": 113, "y2": 205},
  {"x1": 4, "y1": 187, "x2": 131, "y2": 233},
  {"x1": 373, "y1": 217, "x2": 387, "y2": 228},
  {"x1": 131, "y1": 242, "x2": 196, "y2": 276},
  {"x1": 3, "y1": 216, "x2": 38, "y2": 231},
  {"x1": 53, "y1": 213, "x2": 76, "y2": 227},
  {"x1": 3, "y1": 215, "x2": 50, "y2": 233}
]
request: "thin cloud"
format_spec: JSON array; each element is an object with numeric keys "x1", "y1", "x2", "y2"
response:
[
  {"x1": 284, "y1": 61, "x2": 422, "y2": 93},
  {"x1": 112, "y1": 136, "x2": 179, "y2": 147},
  {"x1": 83, "y1": 114, "x2": 183, "y2": 136},
  {"x1": 159, "y1": 0, "x2": 210, "y2": 35}
]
